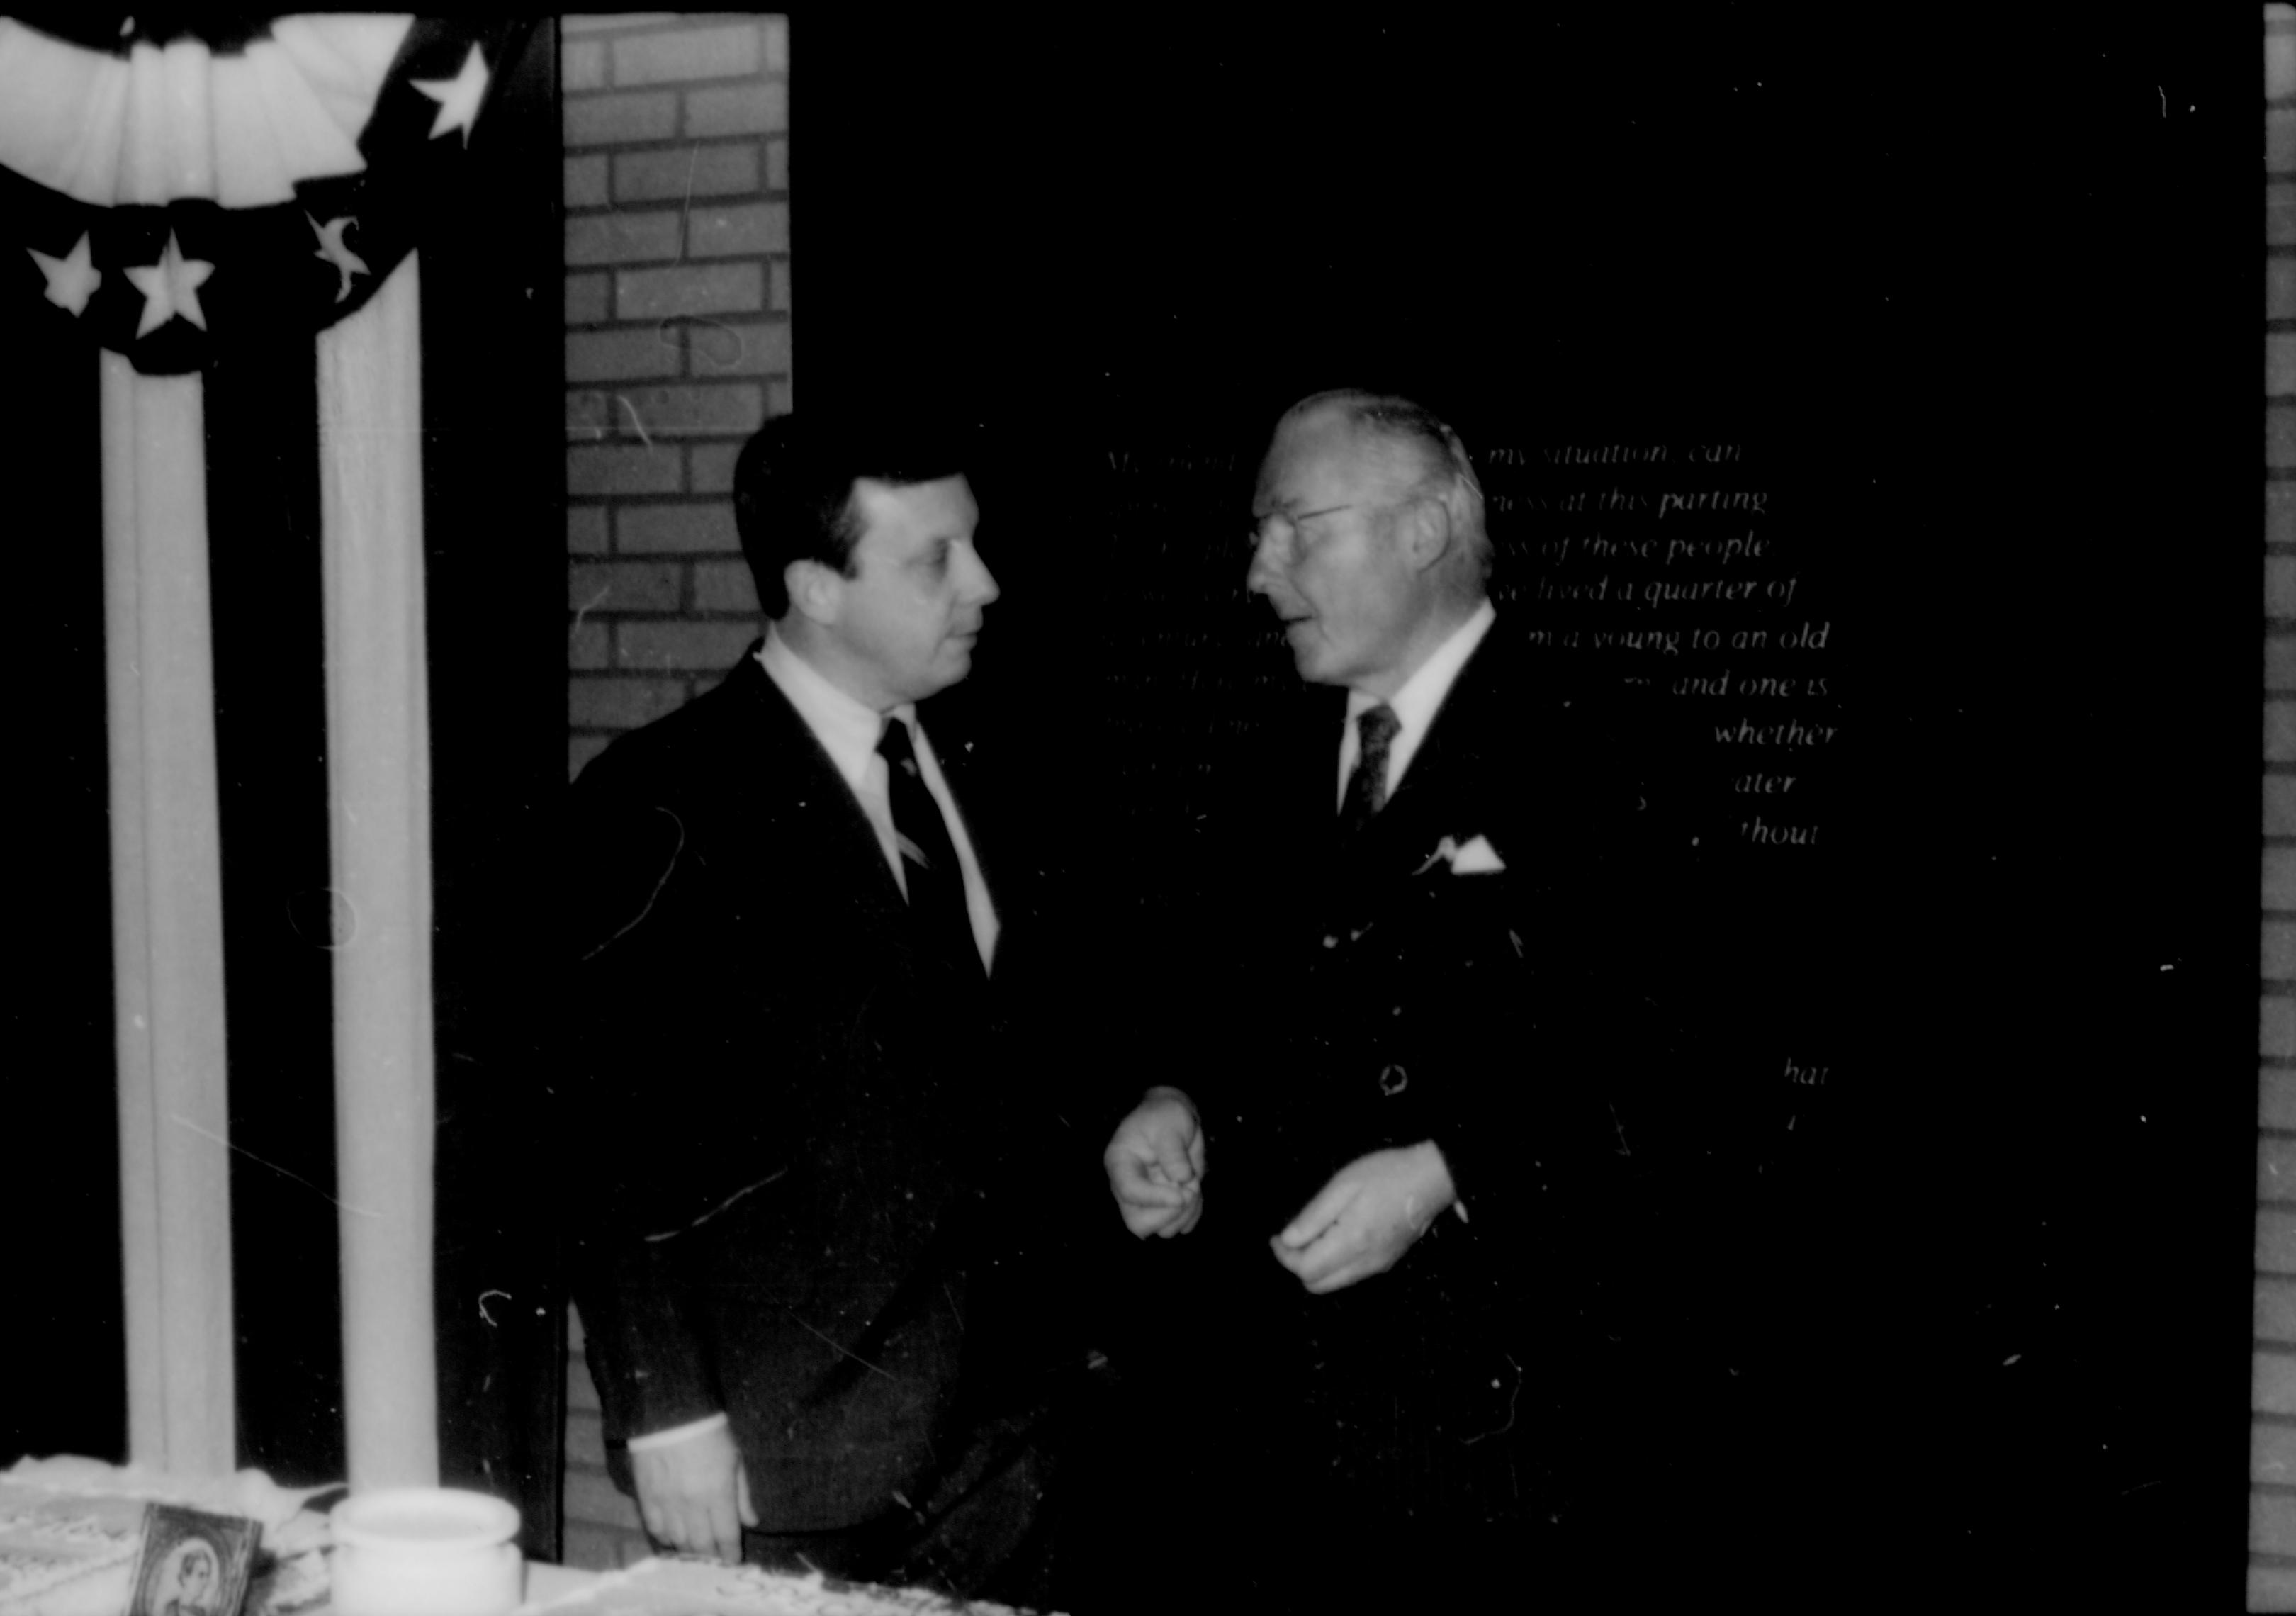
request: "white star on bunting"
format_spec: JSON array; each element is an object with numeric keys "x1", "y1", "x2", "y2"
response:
[
  {"x1": 309, "y1": 215, "x2": 371, "y2": 304},
  {"x1": 413, "y1": 45, "x2": 491, "y2": 144},
  {"x1": 125, "y1": 232, "x2": 213, "y2": 337},
  {"x1": 28, "y1": 233, "x2": 101, "y2": 315}
]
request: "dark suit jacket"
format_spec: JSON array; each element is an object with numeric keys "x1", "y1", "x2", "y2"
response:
[
  {"x1": 559, "y1": 647, "x2": 1087, "y2": 1534},
  {"x1": 1171, "y1": 620, "x2": 1675, "y2": 1520}
]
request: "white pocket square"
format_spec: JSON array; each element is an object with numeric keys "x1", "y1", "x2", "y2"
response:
[{"x1": 1422, "y1": 833, "x2": 1504, "y2": 875}]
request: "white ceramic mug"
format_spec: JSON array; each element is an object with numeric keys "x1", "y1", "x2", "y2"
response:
[{"x1": 330, "y1": 1487, "x2": 523, "y2": 1616}]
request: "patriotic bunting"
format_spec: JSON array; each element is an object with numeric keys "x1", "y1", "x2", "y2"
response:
[{"x1": 0, "y1": 16, "x2": 534, "y2": 374}]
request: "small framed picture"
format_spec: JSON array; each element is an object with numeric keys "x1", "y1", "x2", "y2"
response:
[{"x1": 128, "y1": 1503, "x2": 259, "y2": 1616}]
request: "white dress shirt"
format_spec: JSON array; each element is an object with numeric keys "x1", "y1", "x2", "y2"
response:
[
  {"x1": 1338, "y1": 599, "x2": 1499, "y2": 809},
  {"x1": 625, "y1": 627, "x2": 1000, "y2": 1457},
  {"x1": 758, "y1": 626, "x2": 1000, "y2": 972}
]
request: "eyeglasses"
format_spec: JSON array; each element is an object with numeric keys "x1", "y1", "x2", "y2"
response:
[{"x1": 1249, "y1": 503, "x2": 1356, "y2": 560}]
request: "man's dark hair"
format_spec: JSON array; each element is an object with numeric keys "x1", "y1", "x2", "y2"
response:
[{"x1": 733, "y1": 410, "x2": 974, "y2": 617}]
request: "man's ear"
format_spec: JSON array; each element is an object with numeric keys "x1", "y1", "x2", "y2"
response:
[
  {"x1": 786, "y1": 558, "x2": 843, "y2": 624},
  {"x1": 1398, "y1": 494, "x2": 1454, "y2": 574}
]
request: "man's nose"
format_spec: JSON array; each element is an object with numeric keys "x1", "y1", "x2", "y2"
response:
[
  {"x1": 1245, "y1": 534, "x2": 1282, "y2": 595},
  {"x1": 960, "y1": 542, "x2": 1000, "y2": 607}
]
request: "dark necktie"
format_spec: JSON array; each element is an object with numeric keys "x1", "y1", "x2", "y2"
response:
[
  {"x1": 876, "y1": 716, "x2": 984, "y2": 983},
  {"x1": 1339, "y1": 702, "x2": 1402, "y2": 838}
]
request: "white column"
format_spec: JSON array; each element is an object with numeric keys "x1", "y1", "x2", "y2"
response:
[
  {"x1": 101, "y1": 351, "x2": 237, "y2": 1477},
  {"x1": 317, "y1": 254, "x2": 439, "y2": 1488}
]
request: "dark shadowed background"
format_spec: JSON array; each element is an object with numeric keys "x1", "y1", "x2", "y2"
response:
[{"x1": 6, "y1": 11, "x2": 2251, "y2": 1607}]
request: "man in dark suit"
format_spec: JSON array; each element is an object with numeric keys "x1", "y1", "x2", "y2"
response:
[
  {"x1": 1103, "y1": 391, "x2": 1669, "y2": 1606},
  {"x1": 563, "y1": 413, "x2": 1089, "y2": 1601}
]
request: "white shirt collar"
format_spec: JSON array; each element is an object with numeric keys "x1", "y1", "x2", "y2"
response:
[
  {"x1": 756, "y1": 625, "x2": 913, "y2": 787},
  {"x1": 1342, "y1": 598, "x2": 1498, "y2": 800}
]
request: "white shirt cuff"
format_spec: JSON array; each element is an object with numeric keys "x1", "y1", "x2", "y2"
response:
[{"x1": 624, "y1": 1411, "x2": 728, "y2": 1452}]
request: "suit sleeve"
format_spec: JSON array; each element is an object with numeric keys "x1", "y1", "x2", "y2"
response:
[{"x1": 557, "y1": 753, "x2": 731, "y2": 1447}]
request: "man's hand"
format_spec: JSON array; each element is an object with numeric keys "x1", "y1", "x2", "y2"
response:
[
  {"x1": 1104, "y1": 1085, "x2": 1206, "y2": 1238},
  {"x1": 630, "y1": 1420, "x2": 758, "y2": 1563},
  {"x1": 1271, "y1": 1141, "x2": 1456, "y2": 1294}
]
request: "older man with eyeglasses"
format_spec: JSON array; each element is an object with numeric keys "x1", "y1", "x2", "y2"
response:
[{"x1": 1101, "y1": 389, "x2": 1676, "y2": 1609}]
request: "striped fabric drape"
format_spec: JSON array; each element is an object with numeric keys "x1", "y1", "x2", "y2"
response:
[{"x1": 2, "y1": 16, "x2": 535, "y2": 1485}]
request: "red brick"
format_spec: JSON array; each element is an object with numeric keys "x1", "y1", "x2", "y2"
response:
[
  {"x1": 2270, "y1": 1136, "x2": 2296, "y2": 1206},
  {"x1": 2273, "y1": 483, "x2": 2296, "y2": 546},
  {"x1": 2274, "y1": 780, "x2": 2296, "y2": 840},
  {"x1": 2278, "y1": 335, "x2": 2296, "y2": 399},
  {"x1": 2272, "y1": 1208, "x2": 2296, "y2": 1279},
  {"x1": 687, "y1": 320, "x2": 791, "y2": 377},
  {"x1": 2268, "y1": 1279, "x2": 2296, "y2": 1347},
  {"x1": 685, "y1": 81, "x2": 787, "y2": 138},
  {"x1": 2270, "y1": 919, "x2": 2296, "y2": 980},
  {"x1": 2272, "y1": 700, "x2": 2296, "y2": 764},
  {"x1": 2277, "y1": 110, "x2": 2296, "y2": 174},
  {"x1": 618, "y1": 619, "x2": 758, "y2": 671},
  {"x1": 617, "y1": 383, "x2": 765, "y2": 439},
  {"x1": 565, "y1": 272, "x2": 609, "y2": 326},
  {"x1": 2277, "y1": 31, "x2": 2296, "y2": 105},
  {"x1": 618, "y1": 501, "x2": 739, "y2": 554},
  {"x1": 565, "y1": 1408, "x2": 609, "y2": 1470},
  {"x1": 614, "y1": 21, "x2": 762, "y2": 86},
  {"x1": 568, "y1": 444, "x2": 682, "y2": 497},
  {"x1": 564, "y1": 90, "x2": 678, "y2": 147},
  {"x1": 571, "y1": 561, "x2": 682, "y2": 612},
  {"x1": 2270, "y1": 1071, "x2": 2296, "y2": 1130},
  {"x1": 567, "y1": 210, "x2": 682, "y2": 266},
  {"x1": 2258, "y1": 1488, "x2": 2296, "y2": 1557},
  {"x1": 564, "y1": 154, "x2": 609, "y2": 209},
  {"x1": 768, "y1": 378, "x2": 793, "y2": 417},
  {"x1": 2270, "y1": 850, "x2": 2296, "y2": 911},
  {"x1": 2278, "y1": 559, "x2": 2296, "y2": 619},
  {"x1": 567, "y1": 327, "x2": 682, "y2": 382},
  {"x1": 570, "y1": 675, "x2": 687, "y2": 730},
  {"x1": 568, "y1": 734, "x2": 612, "y2": 782},
  {"x1": 568, "y1": 621, "x2": 610, "y2": 670},
  {"x1": 2275, "y1": 259, "x2": 2296, "y2": 322},
  {"x1": 617, "y1": 262, "x2": 764, "y2": 321},
  {"x1": 763, "y1": 16, "x2": 788, "y2": 73},
  {"x1": 2263, "y1": 1422, "x2": 2296, "y2": 1491},
  {"x1": 2275, "y1": 407, "x2": 2296, "y2": 470},
  {"x1": 2278, "y1": 639, "x2": 2296, "y2": 692},
  {"x1": 561, "y1": 15, "x2": 677, "y2": 36},
  {"x1": 561, "y1": 36, "x2": 607, "y2": 92},
  {"x1": 689, "y1": 442, "x2": 743, "y2": 494},
  {"x1": 568, "y1": 505, "x2": 609, "y2": 555},
  {"x1": 566, "y1": 391, "x2": 609, "y2": 441},
  {"x1": 2271, "y1": 1000, "x2": 2296, "y2": 1062},
  {"x1": 2278, "y1": 186, "x2": 2296, "y2": 249},
  {"x1": 614, "y1": 142, "x2": 760, "y2": 203},
  {"x1": 765, "y1": 136, "x2": 788, "y2": 192},
  {"x1": 693, "y1": 559, "x2": 760, "y2": 612},
  {"x1": 770, "y1": 258, "x2": 789, "y2": 313},
  {"x1": 687, "y1": 201, "x2": 789, "y2": 257}
]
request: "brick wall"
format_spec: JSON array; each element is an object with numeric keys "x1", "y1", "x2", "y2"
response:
[
  {"x1": 564, "y1": 12, "x2": 789, "y2": 785},
  {"x1": 558, "y1": 13, "x2": 789, "y2": 1566},
  {"x1": 561, "y1": 1307, "x2": 653, "y2": 1569},
  {"x1": 2263, "y1": 8, "x2": 2296, "y2": 1607}
]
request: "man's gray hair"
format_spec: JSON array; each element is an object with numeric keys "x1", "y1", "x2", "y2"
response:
[{"x1": 1289, "y1": 389, "x2": 1490, "y2": 587}]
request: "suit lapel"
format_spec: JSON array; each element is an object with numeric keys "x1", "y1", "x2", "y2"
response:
[
  {"x1": 1336, "y1": 632, "x2": 1526, "y2": 890},
  {"x1": 715, "y1": 654, "x2": 913, "y2": 948},
  {"x1": 913, "y1": 695, "x2": 1020, "y2": 980}
]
